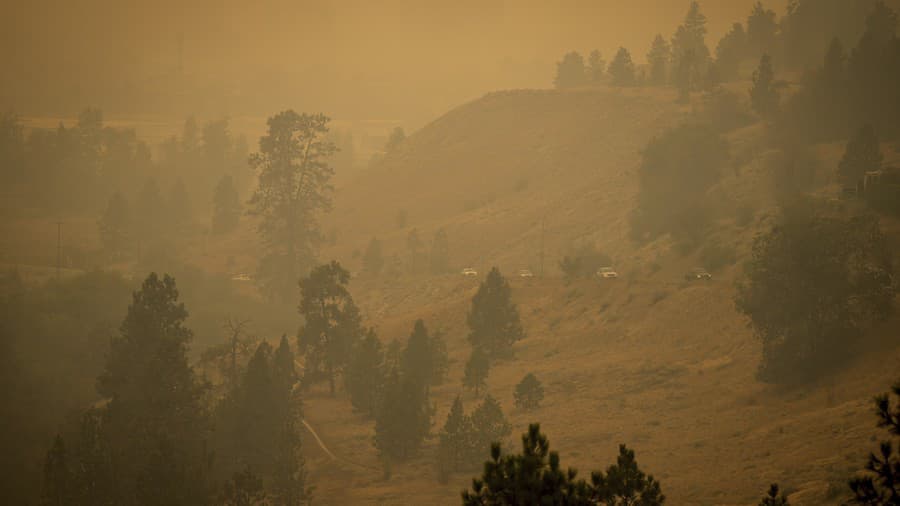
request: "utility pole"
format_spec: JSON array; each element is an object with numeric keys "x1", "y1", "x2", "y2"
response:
[{"x1": 56, "y1": 221, "x2": 62, "y2": 281}]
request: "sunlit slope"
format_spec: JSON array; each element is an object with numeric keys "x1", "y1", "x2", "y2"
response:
[
  {"x1": 304, "y1": 87, "x2": 900, "y2": 506},
  {"x1": 327, "y1": 87, "x2": 685, "y2": 271}
]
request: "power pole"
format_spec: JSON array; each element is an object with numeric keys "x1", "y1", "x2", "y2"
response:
[{"x1": 56, "y1": 221, "x2": 62, "y2": 281}]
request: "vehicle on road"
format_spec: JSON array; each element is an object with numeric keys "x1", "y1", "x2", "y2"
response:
[
  {"x1": 518, "y1": 269, "x2": 535, "y2": 278},
  {"x1": 231, "y1": 273, "x2": 252, "y2": 282},
  {"x1": 685, "y1": 268, "x2": 712, "y2": 281},
  {"x1": 596, "y1": 267, "x2": 619, "y2": 279},
  {"x1": 461, "y1": 268, "x2": 478, "y2": 278}
]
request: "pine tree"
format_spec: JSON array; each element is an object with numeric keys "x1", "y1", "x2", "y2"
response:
[
  {"x1": 848, "y1": 380, "x2": 900, "y2": 504},
  {"x1": 716, "y1": 23, "x2": 748, "y2": 81},
  {"x1": 96, "y1": 272, "x2": 211, "y2": 505},
  {"x1": 838, "y1": 124, "x2": 883, "y2": 186},
  {"x1": 463, "y1": 347, "x2": 490, "y2": 396},
  {"x1": 750, "y1": 53, "x2": 779, "y2": 118},
  {"x1": 554, "y1": 51, "x2": 587, "y2": 89},
  {"x1": 467, "y1": 267, "x2": 525, "y2": 358},
  {"x1": 514, "y1": 373, "x2": 544, "y2": 410},
  {"x1": 212, "y1": 174, "x2": 242, "y2": 235},
  {"x1": 374, "y1": 367, "x2": 433, "y2": 462},
  {"x1": 400, "y1": 319, "x2": 434, "y2": 389},
  {"x1": 671, "y1": 0, "x2": 710, "y2": 87},
  {"x1": 588, "y1": 50, "x2": 606, "y2": 84},
  {"x1": 647, "y1": 35, "x2": 671, "y2": 85},
  {"x1": 430, "y1": 228, "x2": 451, "y2": 274},
  {"x1": 297, "y1": 261, "x2": 363, "y2": 395},
  {"x1": 759, "y1": 483, "x2": 790, "y2": 505},
  {"x1": 608, "y1": 47, "x2": 636, "y2": 86},
  {"x1": 248, "y1": 111, "x2": 336, "y2": 301},
  {"x1": 362, "y1": 237, "x2": 384, "y2": 277},
  {"x1": 271, "y1": 418, "x2": 311, "y2": 506},
  {"x1": 429, "y1": 329, "x2": 449, "y2": 386},
  {"x1": 345, "y1": 328, "x2": 385, "y2": 417},
  {"x1": 470, "y1": 395, "x2": 512, "y2": 457},
  {"x1": 98, "y1": 191, "x2": 131, "y2": 260},
  {"x1": 746, "y1": 2, "x2": 778, "y2": 59}
]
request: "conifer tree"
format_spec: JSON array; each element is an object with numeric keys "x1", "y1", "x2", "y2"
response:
[
  {"x1": 608, "y1": 47, "x2": 636, "y2": 86},
  {"x1": 514, "y1": 373, "x2": 544, "y2": 410},
  {"x1": 346, "y1": 328, "x2": 385, "y2": 417},
  {"x1": 430, "y1": 329, "x2": 449, "y2": 386},
  {"x1": 96, "y1": 272, "x2": 211, "y2": 505},
  {"x1": 716, "y1": 23, "x2": 748, "y2": 81},
  {"x1": 746, "y1": 2, "x2": 778, "y2": 59},
  {"x1": 750, "y1": 53, "x2": 779, "y2": 118},
  {"x1": 401, "y1": 319, "x2": 434, "y2": 388},
  {"x1": 588, "y1": 50, "x2": 606, "y2": 84},
  {"x1": 463, "y1": 347, "x2": 490, "y2": 396},
  {"x1": 297, "y1": 261, "x2": 363, "y2": 395},
  {"x1": 374, "y1": 367, "x2": 433, "y2": 462},
  {"x1": 436, "y1": 396, "x2": 477, "y2": 482},
  {"x1": 469, "y1": 395, "x2": 512, "y2": 457},
  {"x1": 838, "y1": 124, "x2": 883, "y2": 186},
  {"x1": 467, "y1": 267, "x2": 524, "y2": 358},
  {"x1": 248, "y1": 111, "x2": 336, "y2": 301},
  {"x1": 647, "y1": 35, "x2": 671, "y2": 85},
  {"x1": 554, "y1": 51, "x2": 588, "y2": 89},
  {"x1": 848, "y1": 380, "x2": 900, "y2": 504},
  {"x1": 671, "y1": 1, "x2": 710, "y2": 86}
]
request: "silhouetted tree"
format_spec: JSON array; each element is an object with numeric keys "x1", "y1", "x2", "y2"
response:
[
  {"x1": 437, "y1": 396, "x2": 476, "y2": 482},
  {"x1": 248, "y1": 111, "x2": 336, "y2": 301},
  {"x1": 469, "y1": 395, "x2": 512, "y2": 456},
  {"x1": 362, "y1": 237, "x2": 384, "y2": 277},
  {"x1": 463, "y1": 347, "x2": 490, "y2": 396},
  {"x1": 849, "y1": 379, "x2": 900, "y2": 504},
  {"x1": 345, "y1": 328, "x2": 385, "y2": 417},
  {"x1": 98, "y1": 191, "x2": 132, "y2": 260},
  {"x1": 608, "y1": 47, "x2": 636, "y2": 86},
  {"x1": 554, "y1": 51, "x2": 588, "y2": 89},
  {"x1": 716, "y1": 23, "x2": 748, "y2": 81},
  {"x1": 213, "y1": 174, "x2": 242, "y2": 235},
  {"x1": 96, "y1": 273, "x2": 212, "y2": 505},
  {"x1": 750, "y1": 54, "x2": 779, "y2": 118},
  {"x1": 374, "y1": 367, "x2": 432, "y2": 462},
  {"x1": 736, "y1": 201, "x2": 895, "y2": 383},
  {"x1": 467, "y1": 267, "x2": 524, "y2": 358},
  {"x1": 588, "y1": 50, "x2": 606, "y2": 84},
  {"x1": 839, "y1": 125, "x2": 884, "y2": 186},
  {"x1": 671, "y1": 1, "x2": 710, "y2": 93},
  {"x1": 647, "y1": 35, "x2": 671, "y2": 85},
  {"x1": 400, "y1": 319, "x2": 435, "y2": 390},
  {"x1": 746, "y1": 2, "x2": 778, "y2": 59},
  {"x1": 822, "y1": 37, "x2": 848, "y2": 90},
  {"x1": 462, "y1": 424, "x2": 664, "y2": 505},
  {"x1": 759, "y1": 483, "x2": 790, "y2": 505},
  {"x1": 42, "y1": 435, "x2": 73, "y2": 506},
  {"x1": 514, "y1": 373, "x2": 544, "y2": 410},
  {"x1": 297, "y1": 261, "x2": 362, "y2": 395}
]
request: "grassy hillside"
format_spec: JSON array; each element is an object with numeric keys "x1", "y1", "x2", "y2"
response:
[{"x1": 298, "y1": 86, "x2": 900, "y2": 505}]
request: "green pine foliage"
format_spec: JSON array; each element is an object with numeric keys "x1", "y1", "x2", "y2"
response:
[
  {"x1": 374, "y1": 367, "x2": 433, "y2": 463},
  {"x1": 345, "y1": 328, "x2": 386, "y2": 417}
]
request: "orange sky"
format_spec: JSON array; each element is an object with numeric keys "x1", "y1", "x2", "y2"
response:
[{"x1": 2, "y1": 1, "x2": 788, "y2": 123}]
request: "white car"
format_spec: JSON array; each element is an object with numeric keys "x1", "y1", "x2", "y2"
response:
[
  {"x1": 518, "y1": 269, "x2": 535, "y2": 278},
  {"x1": 231, "y1": 273, "x2": 252, "y2": 282},
  {"x1": 461, "y1": 268, "x2": 478, "y2": 277},
  {"x1": 597, "y1": 267, "x2": 618, "y2": 279}
]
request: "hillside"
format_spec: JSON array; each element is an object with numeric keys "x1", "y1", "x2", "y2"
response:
[{"x1": 299, "y1": 86, "x2": 900, "y2": 505}]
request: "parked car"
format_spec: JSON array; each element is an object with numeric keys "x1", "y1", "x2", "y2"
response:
[
  {"x1": 461, "y1": 268, "x2": 478, "y2": 278},
  {"x1": 231, "y1": 273, "x2": 252, "y2": 282},
  {"x1": 518, "y1": 269, "x2": 535, "y2": 279},
  {"x1": 596, "y1": 267, "x2": 619, "y2": 279},
  {"x1": 685, "y1": 268, "x2": 712, "y2": 281}
]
